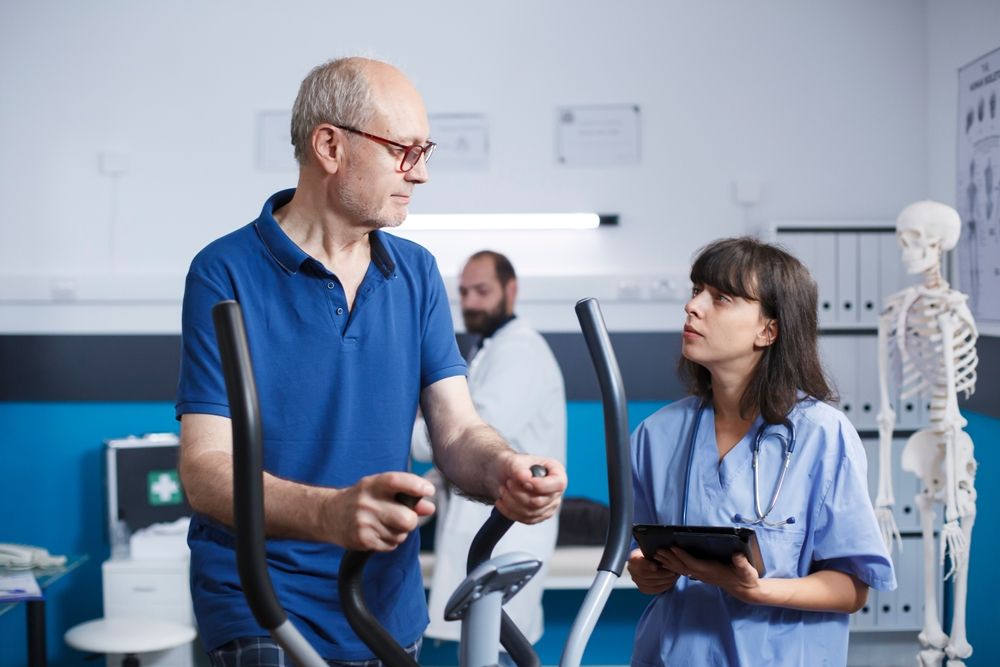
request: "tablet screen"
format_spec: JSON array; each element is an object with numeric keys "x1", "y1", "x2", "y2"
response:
[{"x1": 632, "y1": 524, "x2": 766, "y2": 577}]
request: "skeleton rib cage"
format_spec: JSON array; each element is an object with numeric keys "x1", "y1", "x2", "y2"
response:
[{"x1": 885, "y1": 288, "x2": 978, "y2": 424}]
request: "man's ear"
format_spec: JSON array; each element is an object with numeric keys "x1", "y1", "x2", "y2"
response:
[
  {"x1": 504, "y1": 278, "x2": 518, "y2": 314},
  {"x1": 310, "y1": 124, "x2": 344, "y2": 175}
]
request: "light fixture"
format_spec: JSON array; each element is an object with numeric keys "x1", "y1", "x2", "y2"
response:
[{"x1": 401, "y1": 213, "x2": 618, "y2": 230}]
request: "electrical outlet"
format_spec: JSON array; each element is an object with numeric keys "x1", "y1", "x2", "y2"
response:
[
  {"x1": 50, "y1": 279, "x2": 77, "y2": 301},
  {"x1": 617, "y1": 280, "x2": 642, "y2": 300},
  {"x1": 99, "y1": 151, "x2": 130, "y2": 176},
  {"x1": 732, "y1": 179, "x2": 761, "y2": 205},
  {"x1": 649, "y1": 279, "x2": 677, "y2": 300}
]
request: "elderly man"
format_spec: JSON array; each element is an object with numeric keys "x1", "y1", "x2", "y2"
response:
[
  {"x1": 413, "y1": 251, "x2": 566, "y2": 665},
  {"x1": 176, "y1": 58, "x2": 566, "y2": 667}
]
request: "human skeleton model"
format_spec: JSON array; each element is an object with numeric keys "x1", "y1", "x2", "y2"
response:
[{"x1": 874, "y1": 201, "x2": 979, "y2": 667}]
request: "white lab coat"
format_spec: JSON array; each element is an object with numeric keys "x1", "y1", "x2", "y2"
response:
[{"x1": 412, "y1": 316, "x2": 566, "y2": 643}]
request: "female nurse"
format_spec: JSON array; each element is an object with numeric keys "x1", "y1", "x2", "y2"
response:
[{"x1": 628, "y1": 237, "x2": 895, "y2": 666}]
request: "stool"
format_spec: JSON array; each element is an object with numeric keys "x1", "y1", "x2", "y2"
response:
[{"x1": 65, "y1": 617, "x2": 196, "y2": 666}]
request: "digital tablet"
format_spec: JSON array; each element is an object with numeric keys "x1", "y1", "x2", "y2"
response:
[{"x1": 632, "y1": 524, "x2": 766, "y2": 577}]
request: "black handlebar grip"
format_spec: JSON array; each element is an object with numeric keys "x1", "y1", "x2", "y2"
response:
[
  {"x1": 467, "y1": 463, "x2": 548, "y2": 574},
  {"x1": 394, "y1": 492, "x2": 420, "y2": 509}
]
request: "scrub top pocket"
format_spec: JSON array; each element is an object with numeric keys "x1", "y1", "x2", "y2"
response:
[{"x1": 754, "y1": 523, "x2": 806, "y2": 579}]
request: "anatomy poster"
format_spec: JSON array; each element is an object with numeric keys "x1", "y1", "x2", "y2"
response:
[{"x1": 957, "y1": 46, "x2": 1000, "y2": 324}]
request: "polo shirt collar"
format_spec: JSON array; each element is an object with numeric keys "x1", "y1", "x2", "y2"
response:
[
  {"x1": 368, "y1": 230, "x2": 396, "y2": 278},
  {"x1": 255, "y1": 189, "x2": 308, "y2": 274},
  {"x1": 254, "y1": 188, "x2": 396, "y2": 279}
]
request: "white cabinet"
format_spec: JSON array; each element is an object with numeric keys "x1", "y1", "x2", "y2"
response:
[{"x1": 102, "y1": 558, "x2": 202, "y2": 667}]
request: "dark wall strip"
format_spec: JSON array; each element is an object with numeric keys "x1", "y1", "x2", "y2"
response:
[
  {"x1": 959, "y1": 334, "x2": 1000, "y2": 417},
  {"x1": 461, "y1": 332, "x2": 684, "y2": 401},
  {"x1": 544, "y1": 332, "x2": 685, "y2": 402},
  {"x1": 1, "y1": 333, "x2": 996, "y2": 419},
  {"x1": 0, "y1": 335, "x2": 182, "y2": 402},
  {"x1": 0, "y1": 333, "x2": 684, "y2": 404}
]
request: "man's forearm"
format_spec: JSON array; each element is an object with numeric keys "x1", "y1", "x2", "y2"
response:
[
  {"x1": 181, "y1": 449, "x2": 334, "y2": 541},
  {"x1": 433, "y1": 422, "x2": 514, "y2": 504}
]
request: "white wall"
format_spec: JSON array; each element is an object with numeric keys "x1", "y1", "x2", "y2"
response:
[{"x1": 0, "y1": 1, "x2": 930, "y2": 332}]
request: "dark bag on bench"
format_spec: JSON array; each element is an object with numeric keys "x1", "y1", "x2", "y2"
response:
[{"x1": 556, "y1": 497, "x2": 610, "y2": 546}]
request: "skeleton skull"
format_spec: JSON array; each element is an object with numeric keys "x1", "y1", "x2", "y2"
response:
[{"x1": 895, "y1": 200, "x2": 962, "y2": 274}]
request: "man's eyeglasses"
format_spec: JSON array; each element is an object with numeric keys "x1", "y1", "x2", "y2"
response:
[{"x1": 338, "y1": 125, "x2": 436, "y2": 172}]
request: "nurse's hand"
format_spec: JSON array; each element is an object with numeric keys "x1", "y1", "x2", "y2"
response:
[
  {"x1": 627, "y1": 547, "x2": 680, "y2": 594},
  {"x1": 656, "y1": 547, "x2": 765, "y2": 605}
]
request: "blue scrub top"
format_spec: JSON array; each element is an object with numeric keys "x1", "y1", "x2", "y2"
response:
[
  {"x1": 175, "y1": 189, "x2": 467, "y2": 660},
  {"x1": 631, "y1": 396, "x2": 896, "y2": 667}
]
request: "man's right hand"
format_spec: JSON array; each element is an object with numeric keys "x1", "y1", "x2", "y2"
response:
[
  {"x1": 627, "y1": 547, "x2": 680, "y2": 595},
  {"x1": 324, "y1": 471, "x2": 436, "y2": 551}
]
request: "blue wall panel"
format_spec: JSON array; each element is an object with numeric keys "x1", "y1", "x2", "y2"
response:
[
  {"x1": 957, "y1": 411, "x2": 1000, "y2": 666},
  {"x1": 2, "y1": 402, "x2": 998, "y2": 666},
  {"x1": 0, "y1": 402, "x2": 179, "y2": 667}
]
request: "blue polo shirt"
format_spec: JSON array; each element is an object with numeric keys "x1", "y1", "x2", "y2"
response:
[{"x1": 175, "y1": 188, "x2": 466, "y2": 660}]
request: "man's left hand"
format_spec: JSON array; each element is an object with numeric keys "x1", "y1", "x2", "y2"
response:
[{"x1": 493, "y1": 453, "x2": 567, "y2": 524}]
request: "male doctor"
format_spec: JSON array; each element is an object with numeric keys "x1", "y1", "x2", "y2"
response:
[{"x1": 413, "y1": 250, "x2": 566, "y2": 663}]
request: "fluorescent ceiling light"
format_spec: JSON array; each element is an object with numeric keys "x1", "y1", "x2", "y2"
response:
[{"x1": 403, "y1": 213, "x2": 615, "y2": 230}]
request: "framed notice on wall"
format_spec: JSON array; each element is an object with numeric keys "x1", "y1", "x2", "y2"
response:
[
  {"x1": 956, "y1": 46, "x2": 1000, "y2": 327},
  {"x1": 556, "y1": 104, "x2": 641, "y2": 166}
]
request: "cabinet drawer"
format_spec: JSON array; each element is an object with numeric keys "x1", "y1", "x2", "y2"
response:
[
  {"x1": 104, "y1": 571, "x2": 190, "y2": 606},
  {"x1": 104, "y1": 600, "x2": 193, "y2": 623}
]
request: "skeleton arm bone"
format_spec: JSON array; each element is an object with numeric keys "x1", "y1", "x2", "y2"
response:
[
  {"x1": 937, "y1": 311, "x2": 969, "y2": 578},
  {"x1": 875, "y1": 300, "x2": 903, "y2": 551}
]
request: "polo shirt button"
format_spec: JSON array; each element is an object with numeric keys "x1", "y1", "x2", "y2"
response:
[
  {"x1": 327, "y1": 282, "x2": 335, "y2": 289},
  {"x1": 336, "y1": 307, "x2": 344, "y2": 315}
]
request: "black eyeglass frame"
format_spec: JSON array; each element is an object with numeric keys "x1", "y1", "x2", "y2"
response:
[{"x1": 337, "y1": 125, "x2": 436, "y2": 172}]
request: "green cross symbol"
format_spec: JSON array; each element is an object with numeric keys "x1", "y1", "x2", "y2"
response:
[{"x1": 148, "y1": 470, "x2": 183, "y2": 506}]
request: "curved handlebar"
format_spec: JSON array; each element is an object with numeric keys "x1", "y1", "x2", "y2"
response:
[
  {"x1": 338, "y1": 552, "x2": 420, "y2": 667},
  {"x1": 336, "y1": 493, "x2": 420, "y2": 666},
  {"x1": 212, "y1": 300, "x2": 287, "y2": 630},
  {"x1": 214, "y1": 300, "x2": 330, "y2": 667},
  {"x1": 574, "y1": 298, "x2": 632, "y2": 576},
  {"x1": 335, "y1": 494, "x2": 422, "y2": 667},
  {"x1": 466, "y1": 465, "x2": 547, "y2": 572}
]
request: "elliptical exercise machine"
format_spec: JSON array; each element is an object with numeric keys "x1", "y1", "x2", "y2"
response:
[{"x1": 212, "y1": 297, "x2": 632, "y2": 667}]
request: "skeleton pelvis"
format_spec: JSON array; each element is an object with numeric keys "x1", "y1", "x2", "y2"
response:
[
  {"x1": 902, "y1": 430, "x2": 945, "y2": 491},
  {"x1": 901, "y1": 428, "x2": 977, "y2": 498}
]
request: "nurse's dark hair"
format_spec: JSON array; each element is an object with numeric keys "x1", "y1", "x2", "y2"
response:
[{"x1": 679, "y1": 236, "x2": 835, "y2": 424}]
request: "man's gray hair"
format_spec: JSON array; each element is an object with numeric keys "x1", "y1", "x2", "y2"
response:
[{"x1": 290, "y1": 58, "x2": 376, "y2": 165}]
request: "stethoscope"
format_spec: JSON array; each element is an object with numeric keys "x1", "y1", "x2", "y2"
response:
[{"x1": 682, "y1": 401, "x2": 797, "y2": 528}]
